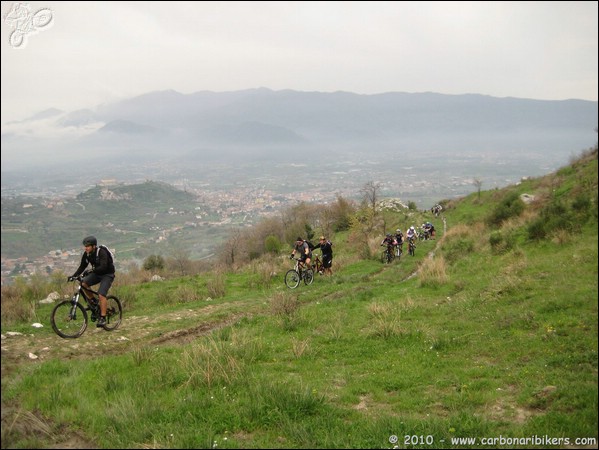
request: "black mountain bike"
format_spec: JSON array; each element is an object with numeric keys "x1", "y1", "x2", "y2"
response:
[
  {"x1": 381, "y1": 245, "x2": 395, "y2": 264},
  {"x1": 51, "y1": 275, "x2": 123, "y2": 338},
  {"x1": 408, "y1": 237, "x2": 416, "y2": 257},
  {"x1": 285, "y1": 257, "x2": 314, "y2": 289}
]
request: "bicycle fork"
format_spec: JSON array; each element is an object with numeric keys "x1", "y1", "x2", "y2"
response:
[{"x1": 69, "y1": 293, "x2": 80, "y2": 319}]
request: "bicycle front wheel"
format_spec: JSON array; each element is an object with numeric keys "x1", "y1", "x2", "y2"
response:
[
  {"x1": 103, "y1": 295, "x2": 123, "y2": 331},
  {"x1": 51, "y1": 300, "x2": 88, "y2": 338},
  {"x1": 285, "y1": 269, "x2": 301, "y2": 289}
]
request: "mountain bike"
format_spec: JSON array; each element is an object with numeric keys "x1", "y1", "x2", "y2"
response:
[
  {"x1": 395, "y1": 242, "x2": 403, "y2": 260},
  {"x1": 285, "y1": 257, "x2": 314, "y2": 289},
  {"x1": 381, "y1": 245, "x2": 395, "y2": 264},
  {"x1": 51, "y1": 275, "x2": 123, "y2": 338},
  {"x1": 408, "y1": 237, "x2": 416, "y2": 257},
  {"x1": 312, "y1": 254, "x2": 324, "y2": 275}
]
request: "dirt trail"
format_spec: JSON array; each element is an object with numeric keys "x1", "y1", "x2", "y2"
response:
[
  {"x1": 1, "y1": 301, "x2": 254, "y2": 448},
  {"x1": 1, "y1": 303, "x2": 250, "y2": 374}
]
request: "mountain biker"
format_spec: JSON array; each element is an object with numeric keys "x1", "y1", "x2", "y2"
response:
[
  {"x1": 420, "y1": 223, "x2": 430, "y2": 240},
  {"x1": 380, "y1": 233, "x2": 397, "y2": 256},
  {"x1": 312, "y1": 235, "x2": 333, "y2": 276},
  {"x1": 394, "y1": 229, "x2": 404, "y2": 256},
  {"x1": 290, "y1": 236, "x2": 312, "y2": 270},
  {"x1": 423, "y1": 221, "x2": 436, "y2": 239},
  {"x1": 68, "y1": 236, "x2": 115, "y2": 327},
  {"x1": 406, "y1": 226, "x2": 418, "y2": 242}
]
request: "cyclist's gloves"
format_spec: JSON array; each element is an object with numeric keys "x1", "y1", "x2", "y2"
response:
[{"x1": 289, "y1": 254, "x2": 294, "y2": 259}]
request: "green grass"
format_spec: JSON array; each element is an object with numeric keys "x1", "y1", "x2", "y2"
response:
[{"x1": 2, "y1": 150, "x2": 597, "y2": 449}]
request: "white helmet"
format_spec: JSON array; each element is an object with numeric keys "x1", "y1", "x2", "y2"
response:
[
  {"x1": 410, "y1": 226, "x2": 415, "y2": 231},
  {"x1": 396, "y1": 229, "x2": 401, "y2": 233}
]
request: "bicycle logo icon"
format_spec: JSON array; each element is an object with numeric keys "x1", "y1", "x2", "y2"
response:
[{"x1": 4, "y1": 2, "x2": 53, "y2": 48}]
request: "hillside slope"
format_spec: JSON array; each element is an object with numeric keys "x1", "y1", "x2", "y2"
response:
[{"x1": 1, "y1": 149, "x2": 597, "y2": 448}]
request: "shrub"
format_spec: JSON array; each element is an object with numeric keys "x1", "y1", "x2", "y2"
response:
[
  {"x1": 489, "y1": 230, "x2": 503, "y2": 249},
  {"x1": 270, "y1": 292, "x2": 301, "y2": 331},
  {"x1": 207, "y1": 270, "x2": 226, "y2": 299},
  {"x1": 487, "y1": 192, "x2": 525, "y2": 227},
  {"x1": 441, "y1": 237, "x2": 474, "y2": 263},
  {"x1": 527, "y1": 200, "x2": 577, "y2": 241},
  {"x1": 264, "y1": 235, "x2": 282, "y2": 254},
  {"x1": 143, "y1": 254, "x2": 165, "y2": 271}
]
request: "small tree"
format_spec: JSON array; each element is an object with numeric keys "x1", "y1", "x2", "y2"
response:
[
  {"x1": 143, "y1": 254, "x2": 165, "y2": 271},
  {"x1": 169, "y1": 247, "x2": 191, "y2": 276},
  {"x1": 360, "y1": 181, "x2": 381, "y2": 231},
  {"x1": 473, "y1": 177, "x2": 483, "y2": 200}
]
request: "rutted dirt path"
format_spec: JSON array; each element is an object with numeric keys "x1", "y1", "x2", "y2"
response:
[
  {"x1": 1, "y1": 302, "x2": 254, "y2": 375},
  {"x1": 1, "y1": 301, "x2": 257, "y2": 448}
]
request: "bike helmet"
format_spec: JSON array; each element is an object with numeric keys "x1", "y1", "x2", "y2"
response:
[
  {"x1": 410, "y1": 226, "x2": 415, "y2": 231},
  {"x1": 396, "y1": 229, "x2": 401, "y2": 233},
  {"x1": 82, "y1": 235, "x2": 97, "y2": 246}
]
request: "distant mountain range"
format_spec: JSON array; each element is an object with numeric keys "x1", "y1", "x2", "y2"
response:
[{"x1": 2, "y1": 88, "x2": 597, "y2": 172}]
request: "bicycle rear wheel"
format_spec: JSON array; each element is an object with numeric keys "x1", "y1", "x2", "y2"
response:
[
  {"x1": 285, "y1": 269, "x2": 300, "y2": 289},
  {"x1": 51, "y1": 300, "x2": 88, "y2": 338},
  {"x1": 303, "y1": 269, "x2": 314, "y2": 285},
  {"x1": 103, "y1": 295, "x2": 123, "y2": 331}
]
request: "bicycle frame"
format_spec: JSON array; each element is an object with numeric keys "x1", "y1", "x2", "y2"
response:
[
  {"x1": 72, "y1": 278, "x2": 99, "y2": 312},
  {"x1": 408, "y1": 238, "x2": 416, "y2": 255},
  {"x1": 312, "y1": 255, "x2": 323, "y2": 273}
]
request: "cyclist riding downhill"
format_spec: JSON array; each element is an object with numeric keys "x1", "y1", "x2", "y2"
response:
[
  {"x1": 290, "y1": 236, "x2": 312, "y2": 270},
  {"x1": 380, "y1": 233, "x2": 397, "y2": 263},
  {"x1": 68, "y1": 236, "x2": 116, "y2": 328}
]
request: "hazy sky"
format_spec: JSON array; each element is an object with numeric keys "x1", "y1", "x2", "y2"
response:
[{"x1": 1, "y1": 1, "x2": 597, "y2": 123}]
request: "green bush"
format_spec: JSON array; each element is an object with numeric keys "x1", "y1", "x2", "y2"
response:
[
  {"x1": 528, "y1": 200, "x2": 577, "y2": 240},
  {"x1": 264, "y1": 235, "x2": 282, "y2": 254},
  {"x1": 441, "y1": 237, "x2": 474, "y2": 263},
  {"x1": 489, "y1": 230, "x2": 503, "y2": 249},
  {"x1": 486, "y1": 192, "x2": 525, "y2": 227},
  {"x1": 143, "y1": 254, "x2": 165, "y2": 271}
]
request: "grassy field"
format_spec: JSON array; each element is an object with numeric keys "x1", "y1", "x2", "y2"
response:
[{"x1": 1, "y1": 149, "x2": 597, "y2": 449}]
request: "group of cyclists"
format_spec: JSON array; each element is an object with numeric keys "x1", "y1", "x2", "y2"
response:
[
  {"x1": 381, "y1": 227, "x2": 415, "y2": 257},
  {"x1": 73, "y1": 215, "x2": 435, "y2": 304},
  {"x1": 380, "y1": 221, "x2": 436, "y2": 259}
]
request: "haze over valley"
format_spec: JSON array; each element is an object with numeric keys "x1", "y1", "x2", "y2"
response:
[{"x1": 1, "y1": 89, "x2": 597, "y2": 284}]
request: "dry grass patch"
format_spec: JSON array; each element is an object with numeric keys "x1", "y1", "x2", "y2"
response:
[{"x1": 418, "y1": 255, "x2": 449, "y2": 287}]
